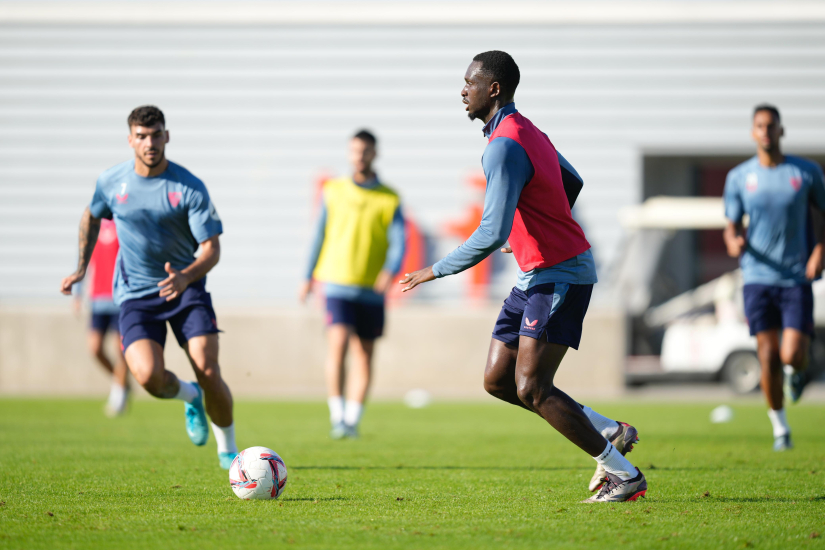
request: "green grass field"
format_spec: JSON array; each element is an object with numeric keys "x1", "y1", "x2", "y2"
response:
[{"x1": 1, "y1": 398, "x2": 824, "y2": 550}]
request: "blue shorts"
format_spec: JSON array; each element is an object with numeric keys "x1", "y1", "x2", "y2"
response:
[
  {"x1": 119, "y1": 279, "x2": 220, "y2": 351},
  {"x1": 492, "y1": 283, "x2": 593, "y2": 349},
  {"x1": 90, "y1": 312, "x2": 119, "y2": 335},
  {"x1": 326, "y1": 297, "x2": 385, "y2": 340},
  {"x1": 743, "y1": 284, "x2": 814, "y2": 337}
]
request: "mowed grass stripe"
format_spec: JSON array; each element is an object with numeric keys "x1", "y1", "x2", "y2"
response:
[{"x1": 0, "y1": 399, "x2": 823, "y2": 549}]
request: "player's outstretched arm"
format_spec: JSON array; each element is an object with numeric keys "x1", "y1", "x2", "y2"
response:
[
  {"x1": 60, "y1": 207, "x2": 101, "y2": 295},
  {"x1": 158, "y1": 235, "x2": 220, "y2": 301}
]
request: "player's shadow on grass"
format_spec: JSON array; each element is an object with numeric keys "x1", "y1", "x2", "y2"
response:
[
  {"x1": 297, "y1": 465, "x2": 571, "y2": 471},
  {"x1": 281, "y1": 497, "x2": 349, "y2": 502}
]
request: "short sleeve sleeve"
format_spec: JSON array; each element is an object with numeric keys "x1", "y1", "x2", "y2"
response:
[
  {"x1": 89, "y1": 178, "x2": 113, "y2": 220},
  {"x1": 723, "y1": 170, "x2": 744, "y2": 223},
  {"x1": 808, "y1": 163, "x2": 825, "y2": 211},
  {"x1": 187, "y1": 185, "x2": 223, "y2": 243}
]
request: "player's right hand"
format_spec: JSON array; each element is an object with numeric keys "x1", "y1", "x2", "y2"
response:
[
  {"x1": 60, "y1": 271, "x2": 85, "y2": 295},
  {"x1": 500, "y1": 247, "x2": 513, "y2": 254},
  {"x1": 298, "y1": 280, "x2": 313, "y2": 303}
]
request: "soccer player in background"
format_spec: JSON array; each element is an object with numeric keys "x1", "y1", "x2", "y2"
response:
[
  {"x1": 400, "y1": 51, "x2": 645, "y2": 503},
  {"x1": 73, "y1": 217, "x2": 130, "y2": 417},
  {"x1": 300, "y1": 130, "x2": 406, "y2": 439},
  {"x1": 60, "y1": 105, "x2": 239, "y2": 469},
  {"x1": 723, "y1": 104, "x2": 825, "y2": 451}
]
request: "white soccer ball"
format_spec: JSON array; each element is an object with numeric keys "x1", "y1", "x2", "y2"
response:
[
  {"x1": 229, "y1": 446, "x2": 288, "y2": 500},
  {"x1": 710, "y1": 405, "x2": 735, "y2": 424}
]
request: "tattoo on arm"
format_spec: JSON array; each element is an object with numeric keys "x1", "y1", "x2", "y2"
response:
[{"x1": 77, "y1": 207, "x2": 101, "y2": 275}]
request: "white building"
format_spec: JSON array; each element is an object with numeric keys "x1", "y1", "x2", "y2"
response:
[{"x1": 2, "y1": 1, "x2": 824, "y2": 306}]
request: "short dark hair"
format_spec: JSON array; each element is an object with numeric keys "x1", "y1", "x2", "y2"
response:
[
  {"x1": 472, "y1": 50, "x2": 520, "y2": 96},
  {"x1": 753, "y1": 103, "x2": 780, "y2": 123},
  {"x1": 353, "y1": 129, "x2": 377, "y2": 146},
  {"x1": 128, "y1": 105, "x2": 165, "y2": 128}
]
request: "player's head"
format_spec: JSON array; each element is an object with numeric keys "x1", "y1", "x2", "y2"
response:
[
  {"x1": 462, "y1": 51, "x2": 520, "y2": 122},
  {"x1": 751, "y1": 103, "x2": 783, "y2": 153},
  {"x1": 127, "y1": 105, "x2": 169, "y2": 169},
  {"x1": 350, "y1": 129, "x2": 377, "y2": 175}
]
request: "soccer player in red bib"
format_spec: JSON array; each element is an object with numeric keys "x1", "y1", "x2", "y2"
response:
[
  {"x1": 74, "y1": 218, "x2": 130, "y2": 416},
  {"x1": 401, "y1": 51, "x2": 646, "y2": 503}
]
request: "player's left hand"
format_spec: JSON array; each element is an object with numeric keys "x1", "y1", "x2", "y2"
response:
[
  {"x1": 399, "y1": 266, "x2": 435, "y2": 292},
  {"x1": 806, "y1": 245, "x2": 824, "y2": 280},
  {"x1": 373, "y1": 269, "x2": 394, "y2": 295},
  {"x1": 158, "y1": 262, "x2": 191, "y2": 301}
]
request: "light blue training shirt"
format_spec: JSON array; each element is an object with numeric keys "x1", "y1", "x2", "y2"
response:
[
  {"x1": 432, "y1": 102, "x2": 597, "y2": 290},
  {"x1": 305, "y1": 176, "x2": 406, "y2": 305},
  {"x1": 724, "y1": 155, "x2": 825, "y2": 287},
  {"x1": 88, "y1": 160, "x2": 224, "y2": 305}
]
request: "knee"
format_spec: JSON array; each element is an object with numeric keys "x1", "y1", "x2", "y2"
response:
[
  {"x1": 88, "y1": 339, "x2": 104, "y2": 359},
  {"x1": 135, "y1": 369, "x2": 166, "y2": 397},
  {"x1": 516, "y1": 378, "x2": 547, "y2": 409},
  {"x1": 193, "y1": 359, "x2": 221, "y2": 382},
  {"x1": 483, "y1": 376, "x2": 506, "y2": 399}
]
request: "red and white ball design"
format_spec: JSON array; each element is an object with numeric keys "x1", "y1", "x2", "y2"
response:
[{"x1": 229, "y1": 446, "x2": 287, "y2": 500}]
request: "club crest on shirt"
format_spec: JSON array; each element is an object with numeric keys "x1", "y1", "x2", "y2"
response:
[
  {"x1": 745, "y1": 173, "x2": 758, "y2": 192},
  {"x1": 168, "y1": 191, "x2": 182, "y2": 208},
  {"x1": 790, "y1": 176, "x2": 802, "y2": 191},
  {"x1": 116, "y1": 182, "x2": 129, "y2": 204}
]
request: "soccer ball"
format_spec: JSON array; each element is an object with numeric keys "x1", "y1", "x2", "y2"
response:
[{"x1": 229, "y1": 446, "x2": 288, "y2": 500}]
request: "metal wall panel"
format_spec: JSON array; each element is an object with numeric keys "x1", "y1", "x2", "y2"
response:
[{"x1": 2, "y1": 24, "x2": 825, "y2": 304}]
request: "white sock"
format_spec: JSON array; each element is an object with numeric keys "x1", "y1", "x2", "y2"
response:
[
  {"x1": 211, "y1": 422, "x2": 238, "y2": 454},
  {"x1": 594, "y1": 442, "x2": 636, "y2": 481},
  {"x1": 174, "y1": 380, "x2": 199, "y2": 404},
  {"x1": 581, "y1": 405, "x2": 621, "y2": 439},
  {"x1": 328, "y1": 396, "x2": 344, "y2": 426},
  {"x1": 107, "y1": 383, "x2": 127, "y2": 411},
  {"x1": 767, "y1": 408, "x2": 790, "y2": 438},
  {"x1": 343, "y1": 400, "x2": 363, "y2": 427}
]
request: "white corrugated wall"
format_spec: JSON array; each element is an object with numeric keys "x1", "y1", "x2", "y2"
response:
[{"x1": 2, "y1": 18, "x2": 825, "y2": 304}]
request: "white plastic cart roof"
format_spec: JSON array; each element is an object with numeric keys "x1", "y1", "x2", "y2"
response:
[{"x1": 618, "y1": 197, "x2": 742, "y2": 230}]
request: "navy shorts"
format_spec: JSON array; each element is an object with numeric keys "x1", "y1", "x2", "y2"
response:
[
  {"x1": 743, "y1": 284, "x2": 814, "y2": 337},
  {"x1": 90, "y1": 312, "x2": 119, "y2": 335},
  {"x1": 119, "y1": 279, "x2": 220, "y2": 351},
  {"x1": 492, "y1": 283, "x2": 593, "y2": 349},
  {"x1": 326, "y1": 297, "x2": 385, "y2": 340}
]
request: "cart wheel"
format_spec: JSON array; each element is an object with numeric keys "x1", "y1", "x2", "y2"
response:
[{"x1": 722, "y1": 352, "x2": 761, "y2": 394}]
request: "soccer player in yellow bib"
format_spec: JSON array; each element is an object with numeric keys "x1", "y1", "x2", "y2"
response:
[{"x1": 300, "y1": 130, "x2": 406, "y2": 438}]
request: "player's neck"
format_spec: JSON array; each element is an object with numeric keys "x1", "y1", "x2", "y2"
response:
[
  {"x1": 757, "y1": 148, "x2": 784, "y2": 168},
  {"x1": 134, "y1": 156, "x2": 168, "y2": 178},
  {"x1": 352, "y1": 170, "x2": 375, "y2": 184},
  {"x1": 481, "y1": 98, "x2": 514, "y2": 125}
]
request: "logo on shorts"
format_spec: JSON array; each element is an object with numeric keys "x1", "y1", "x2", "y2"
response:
[
  {"x1": 168, "y1": 191, "x2": 182, "y2": 208},
  {"x1": 790, "y1": 177, "x2": 802, "y2": 191},
  {"x1": 746, "y1": 173, "x2": 758, "y2": 192},
  {"x1": 116, "y1": 182, "x2": 129, "y2": 204},
  {"x1": 523, "y1": 318, "x2": 538, "y2": 330}
]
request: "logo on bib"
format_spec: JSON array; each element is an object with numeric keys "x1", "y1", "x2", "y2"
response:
[
  {"x1": 168, "y1": 192, "x2": 182, "y2": 208},
  {"x1": 790, "y1": 177, "x2": 802, "y2": 191}
]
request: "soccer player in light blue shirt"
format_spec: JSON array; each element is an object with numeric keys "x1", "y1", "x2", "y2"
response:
[
  {"x1": 723, "y1": 104, "x2": 825, "y2": 451},
  {"x1": 60, "y1": 106, "x2": 239, "y2": 469}
]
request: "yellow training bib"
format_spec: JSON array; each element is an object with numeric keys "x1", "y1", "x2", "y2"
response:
[{"x1": 313, "y1": 177, "x2": 400, "y2": 287}]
